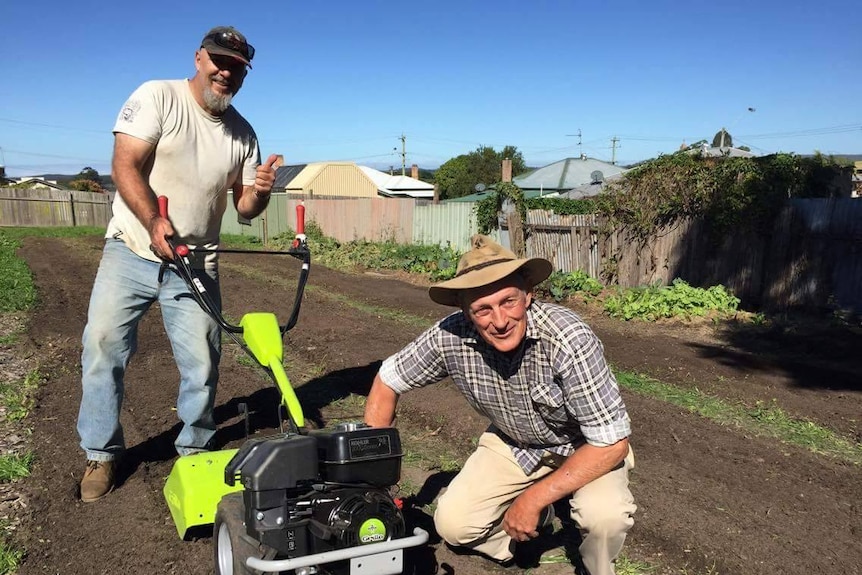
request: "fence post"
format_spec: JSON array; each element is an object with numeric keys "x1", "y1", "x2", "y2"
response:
[
  {"x1": 69, "y1": 192, "x2": 77, "y2": 226},
  {"x1": 507, "y1": 211, "x2": 526, "y2": 257}
]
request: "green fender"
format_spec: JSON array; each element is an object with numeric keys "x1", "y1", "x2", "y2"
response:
[{"x1": 239, "y1": 312, "x2": 305, "y2": 428}]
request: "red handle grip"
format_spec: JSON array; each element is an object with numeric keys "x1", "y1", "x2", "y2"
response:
[
  {"x1": 296, "y1": 203, "x2": 305, "y2": 235},
  {"x1": 156, "y1": 196, "x2": 188, "y2": 256}
]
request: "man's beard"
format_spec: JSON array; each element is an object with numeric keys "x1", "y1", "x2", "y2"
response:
[{"x1": 202, "y1": 75, "x2": 234, "y2": 114}]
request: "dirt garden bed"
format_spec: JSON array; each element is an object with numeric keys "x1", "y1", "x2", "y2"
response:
[{"x1": 7, "y1": 235, "x2": 862, "y2": 575}]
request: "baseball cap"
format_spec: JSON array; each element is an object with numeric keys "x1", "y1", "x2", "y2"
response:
[{"x1": 200, "y1": 26, "x2": 254, "y2": 68}]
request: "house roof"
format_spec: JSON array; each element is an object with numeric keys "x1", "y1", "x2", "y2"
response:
[
  {"x1": 685, "y1": 144, "x2": 756, "y2": 158},
  {"x1": 560, "y1": 173, "x2": 624, "y2": 199},
  {"x1": 273, "y1": 162, "x2": 434, "y2": 198},
  {"x1": 512, "y1": 156, "x2": 627, "y2": 191},
  {"x1": 11, "y1": 177, "x2": 68, "y2": 190},
  {"x1": 274, "y1": 164, "x2": 307, "y2": 189},
  {"x1": 358, "y1": 166, "x2": 434, "y2": 198}
]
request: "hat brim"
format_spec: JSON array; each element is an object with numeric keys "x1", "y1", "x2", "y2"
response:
[
  {"x1": 429, "y1": 258, "x2": 553, "y2": 307},
  {"x1": 201, "y1": 42, "x2": 252, "y2": 68}
]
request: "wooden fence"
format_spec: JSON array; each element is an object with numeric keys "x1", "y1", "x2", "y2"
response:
[
  {"x1": 0, "y1": 188, "x2": 112, "y2": 228},
  {"x1": 3, "y1": 189, "x2": 860, "y2": 314},
  {"x1": 518, "y1": 200, "x2": 862, "y2": 314}
]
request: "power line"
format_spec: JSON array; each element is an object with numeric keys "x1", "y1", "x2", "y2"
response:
[
  {"x1": 1, "y1": 148, "x2": 109, "y2": 163},
  {"x1": 618, "y1": 123, "x2": 862, "y2": 144},
  {"x1": 0, "y1": 117, "x2": 109, "y2": 136}
]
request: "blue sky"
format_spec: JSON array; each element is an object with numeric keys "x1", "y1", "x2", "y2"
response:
[{"x1": 2, "y1": 0, "x2": 859, "y2": 177}]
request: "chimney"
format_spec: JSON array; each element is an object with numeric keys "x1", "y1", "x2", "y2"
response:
[
  {"x1": 274, "y1": 155, "x2": 285, "y2": 167},
  {"x1": 501, "y1": 158, "x2": 512, "y2": 183},
  {"x1": 411, "y1": 164, "x2": 419, "y2": 180}
]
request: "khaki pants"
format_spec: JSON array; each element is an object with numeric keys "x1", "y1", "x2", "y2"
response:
[{"x1": 434, "y1": 432, "x2": 636, "y2": 575}]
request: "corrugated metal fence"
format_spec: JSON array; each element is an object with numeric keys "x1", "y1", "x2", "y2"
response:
[{"x1": 221, "y1": 194, "x2": 492, "y2": 251}]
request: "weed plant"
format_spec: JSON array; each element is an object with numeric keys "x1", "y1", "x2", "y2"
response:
[
  {"x1": 543, "y1": 270, "x2": 604, "y2": 302},
  {"x1": 0, "y1": 233, "x2": 36, "y2": 312},
  {"x1": 0, "y1": 453, "x2": 33, "y2": 483},
  {"x1": 267, "y1": 222, "x2": 460, "y2": 281}
]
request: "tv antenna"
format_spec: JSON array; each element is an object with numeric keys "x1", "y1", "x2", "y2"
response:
[
  {"x1": 566, "y1": 129, "x2": 582, "y2": 156},
  {"x1": 393, "y1": 134, "x2": 406, "y2": 176}
]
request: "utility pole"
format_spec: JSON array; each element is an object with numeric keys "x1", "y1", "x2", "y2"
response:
[
  {"x1": 399, "y1": 133, "x2": 406, "y2": 176},
  {"x1": 610, "y1": 136, "x2": 620, "y2": 165}
]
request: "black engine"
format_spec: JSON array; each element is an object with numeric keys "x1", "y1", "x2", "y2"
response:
[{"x1": 224, "y1": 423, "x2": 405, "y2": 563}]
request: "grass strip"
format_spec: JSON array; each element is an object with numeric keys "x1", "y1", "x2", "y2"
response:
[
  {"x1": 0, "y1": 453, "x2": 34, "y2": 483},
  {"x1": 0, "y1": 227, "x2": 104, "y2": 312},
  {"x1": 0, "y1": 538, "x2": 24, "y2": 575},
  {"x1": 615, "y1": 369, "x2": 862, "y2": 464},
  {"x1": 0, "y1": 370, "x2": 41, "y2": 422},
  {"x1": 0, "y1": 233, "x2": 36, "y2": 312}
]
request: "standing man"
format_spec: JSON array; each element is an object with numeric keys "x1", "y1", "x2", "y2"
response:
[
  {"x1": 364, "y1": 235, "x2": 636, "y2": 575},
  {"x1": 78, "y1": 26, "x2": 278, "y2": 502}
]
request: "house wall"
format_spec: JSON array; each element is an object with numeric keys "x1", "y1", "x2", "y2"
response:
[{"x1": 288, "y1": 163, "x2": 378, "y2": 198}]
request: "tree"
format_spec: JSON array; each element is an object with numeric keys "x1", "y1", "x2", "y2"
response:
[
  {"x1": 434, "y1": 145, "x2": 527, "y2": 200},
  {"x1": 434, "y1": 155, "x2": 471, "y2": 200},
  {"x1": 78, "y1": 167, "x2": 101, "y2": 182},
  {"x1": 70, "y1": 166, "x2": 107, "y2": 193}
]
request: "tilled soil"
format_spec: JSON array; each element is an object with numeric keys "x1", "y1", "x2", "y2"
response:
[{"x1": 11, "y1": 235, "x2": 862, "y2": 575}]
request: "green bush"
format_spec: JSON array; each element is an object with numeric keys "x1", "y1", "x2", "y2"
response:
[
  {"x1": 271, "y1": 222, "x2": 460, "y2": 282},
  {"x1": 526, "y1": 197, "x2": 596, "y2": 215},
  {"x1": 603, "y1": 279, "x2": 740, "y2": 321},
  {"x1": 543, "y1": 270, "x2": 604, "y2": 302}
]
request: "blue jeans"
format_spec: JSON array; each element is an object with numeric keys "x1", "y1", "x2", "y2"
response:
[{"x1": 77, "y1": 239, "x2": 222, "y2": 460}]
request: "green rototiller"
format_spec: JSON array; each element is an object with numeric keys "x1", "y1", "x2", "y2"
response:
[{"x1": 157, "y1": 197, "x2": 427, "y2": 575}]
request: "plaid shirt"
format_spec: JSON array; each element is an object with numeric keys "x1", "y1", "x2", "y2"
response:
[{"x1": 379, "y1": 300, "x2": 631, "y2": 473}]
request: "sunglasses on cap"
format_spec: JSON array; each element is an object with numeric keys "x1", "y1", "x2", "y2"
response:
[{"x1": 203, "y1": 30, "x2": 255, "y2": 61}]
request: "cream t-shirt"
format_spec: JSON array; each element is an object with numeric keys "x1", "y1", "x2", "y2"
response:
[{"x1": 107, "y1": 79, "x2": 259, "y2": 268}]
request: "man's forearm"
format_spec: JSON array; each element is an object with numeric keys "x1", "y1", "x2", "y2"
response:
[
  {"x1": 524, "y1": 438, "x2": 629, "y2": 508},
  {"x1": 113, "y1": 165, "x2": 161, "y2": 232},
  {"x1": 364, "y1": 375, "x2": 399, "y2": 427},
  {"x1": 236, "y1": 185, "x2": 270, "y2": 220}
]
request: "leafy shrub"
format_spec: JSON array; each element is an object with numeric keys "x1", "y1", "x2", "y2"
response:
[
  {"x1": 596, "y1": 151, "x2": 852, "y2": 245},
  {"x1": 542, "y1": 270, "x2": 604, "y2": 302},
  {"x1": 271, "y1": 221, "x2": 460, "y2": 282},
  {"x1": 526, "y1": 197, "x2": 596, "y2": 215},
  {"x1": 603, "y1": 279, "x2": 740, "y2": 321}
]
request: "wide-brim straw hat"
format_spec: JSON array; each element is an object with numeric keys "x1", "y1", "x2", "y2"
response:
[{"x1": 429, "y1": 235, "x2": 553, "y2": 307}]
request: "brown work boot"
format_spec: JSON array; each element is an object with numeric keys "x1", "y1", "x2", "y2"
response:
[{"x1": 80, "y1": 460, "x2": 116, "y2": 502}]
